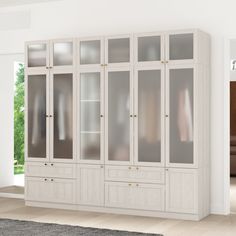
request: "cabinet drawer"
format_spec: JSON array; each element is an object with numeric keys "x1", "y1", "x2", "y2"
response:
[
  {"x1": 25, "y1": 162, "x2": 76, "y2": 179},
  {"x1": 25, "y1": 177, "x2": 76, "y2": 204},
  {"x1": 105, "y1": 165, "x2": 164, "y2": 184},
  {"x1": 105, "y1": 182, "x2": 164, "y2": 211}
]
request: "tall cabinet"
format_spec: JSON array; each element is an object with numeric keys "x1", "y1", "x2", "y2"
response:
[
  {"x1": 25, "y1": 39, "x2": 77, "y2": 205},
  {"x1": 25, "y1": 29, "x2": 210, "y2": 220}
]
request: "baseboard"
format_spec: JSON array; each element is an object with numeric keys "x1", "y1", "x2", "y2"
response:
[{"x1": 25, "y1": 201, "x2": 201, "y2": 221}]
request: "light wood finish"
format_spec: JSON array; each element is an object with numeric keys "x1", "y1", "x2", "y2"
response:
[{"x1": 0, "y1": 197, "x2": 236, "y2": 236}]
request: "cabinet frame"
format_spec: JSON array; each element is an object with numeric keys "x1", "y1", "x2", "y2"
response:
[
  {"x1": 134, "y1": 32, "x2": 165, "y2": 67},
  {"x1": 165, "y1": 64, "x2": 198, "y2": 168},
  {"x1": 25, "y1": 68, "x2": 50, "y2": 162},
  {"x1": 77, "y1": 67, "x2": 105, "y2": 164},
  {"x1": 134, "y1": 65, "x2": 165, "y2": 167},
  {"x1": 78, "y1": 36, "x2": 104, "y2": 69},
  {"x1": 105, "y1": 34, "x2": 133, "y2": 68},
  {"x1": 105, "y1": 66, "x2": 134, "y2": 165},
  {"x1": 49, "y1": 67, "x2": 77, "y2": 163}
]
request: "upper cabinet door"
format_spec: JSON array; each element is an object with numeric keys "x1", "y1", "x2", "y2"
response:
[
  {"x1": 26, "y1": 70, "x2": 50, "y2": 162},
  {"x1": 78, "y1": 38, "x2": 104, "y2": 67},
  {"x1": 166, "y1": 65, "x2": 196, "y2": 168},
  {"x1": 166, "y1": 32, "x2": 194, "y2": 64},
  {"x1": 26, "y1": 41, "x2": 49, "y2": 69},
  {"x1": 105, "y1": 35, "x2": 132, "y2": 67},
  {"x1": 51, "y1": 39, "x2": 75, "y2": 68},
  {"x1": 51, "y1": 72, "x2": 75, "y2": 162},
  {"x1": 105, "y1": 67, "x2": 133, "y2": 165},
  {"x1": 135, "y1": 33, "x2": 164, "y2": 65},
  {"x1": 134, "y1": 66, "x2": 164, "y2": 166},
  {"x1": 78, "y1": 68, "x2": 104, "y2": 164}
]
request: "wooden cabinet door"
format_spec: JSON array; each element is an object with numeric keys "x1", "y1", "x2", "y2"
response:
[
  {"x1": 105, "y1": 182, "x2": 164, "y2": 211},
  {"x1": 166, "y1": 168, "x2": 197, "y2": 214},
  {"x1": 78, "y1": 164, "x2": 104, "y2": 206}
]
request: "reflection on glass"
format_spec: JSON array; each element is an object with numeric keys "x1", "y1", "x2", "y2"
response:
[
  {"x1": 80, "y1": 40, "x2": 100, "y2": 65},
  {"x1": 28, "y1": 44, "x2": 47, "y2": 67},
  {"x1": 53, "y1": 42, "x2": 73, "y2": 66},
  {"x1": 169, "y1": 68, "x2": 194, "y2": 164},
  {"x1": 108, "y1": 71, "x2": 130, "y2": 161},
  {"x1": 169, "y1": 34, "x2": 193, "y2": 60},
  {"x1": 28, "y1": 75, "x2": 46, "y2": 157},
  {"x1": 138, "y1": 70, "x2": 161, "y2": 162},
  {"x1": 53, "y1": 74, "x2": 73, "y2": 159},
  {"x1": 80, "y1": 72, "x2": 101, "y2": 161},
  {"x1": 81, "y1": 133, "x2": 100, "y2": 160},
  {"x1": 108, "y1": 38, "x2": 130, "y2": 63},
  {"x1": 138, "y1": 36, "x2": 161, "y2": 62},
  {"x1": 80, "y1": 73, "x2": 100, "y2": 100}
]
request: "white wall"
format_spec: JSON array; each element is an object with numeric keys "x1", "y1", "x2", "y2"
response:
[
  {"x1": 0, "y1": 54, "x2": 23, "y2": 187},
  {"x1": 0, "y1": 0, "x2": 233, "y2": 213}
]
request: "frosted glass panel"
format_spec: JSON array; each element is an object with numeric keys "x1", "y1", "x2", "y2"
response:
[
  {"x1": 53, "y1": 74, "x2": 73, "y2": 159},
  {"x1": 81, "y1": 102, "x2": 100, "y2": 132},
  {"x1": 81, "y1": 133, "x2": 100, "y2": 160},
  {"x1": 80, "y1": 40, "x2": 100, "y2": 65},
  {"x1": 138, "y1": 36, "x2": 161, "y2": 62},
  {"x1": 53, "y1": 42, "x2": 73, "y2": 66},
  {"x1": 108, "y1": 71, "x2": 130, "y2": 161},
  {"x1": 28, "y1": 44, "x2": 47, "y2": 67},
  {"x1": 169, "y1": 34, "x2": 193, "y2": 60},
  {"x1": 80, "y1": 73, "x2": 100, "y2": 100},
  {"x1": 108, "y1": 38, "x2": 130, "y2": 63},
  {"x1": 138, "y1": 70, "x2": 161, "y2": 163},
  {"x1": 169, "y1": 69, "x2": 194, "y2": 164},
  {"x1": 28, "y1": 75, "x2": 46, "y2": 158}
]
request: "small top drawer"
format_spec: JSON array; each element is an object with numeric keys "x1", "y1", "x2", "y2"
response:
[
  {"x1": 105, "y1": 165, "x2": 164, "y2": 184},
  {"x1": 25, "y1": 162, "x2": 76, "y2": 179}
]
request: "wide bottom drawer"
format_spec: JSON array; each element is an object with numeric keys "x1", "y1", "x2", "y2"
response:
[
  {"x1": 105, "y1": 181, "x2": 165, "y2": 211},
  {"x1": 25, "y1": 177, "x2": 76, "y2": 204}
]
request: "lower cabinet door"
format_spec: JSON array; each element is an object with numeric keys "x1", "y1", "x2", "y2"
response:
[
  {"x1": 78, "y1": 164, "x2": 104, "y2": 206},
  {"x1": 25, "y1": 177, "x2": 76, "y2": 204},
  {"x1": 105, "y1": 182, "x2": 164, "y2": 211},
  {"x1": 166, "y1": 168, "x2": 197, "y2": 214}
]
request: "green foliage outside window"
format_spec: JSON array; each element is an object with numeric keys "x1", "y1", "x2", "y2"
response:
[{"x1": 14, "y1": 63, "x2": 25, "y2": 175}]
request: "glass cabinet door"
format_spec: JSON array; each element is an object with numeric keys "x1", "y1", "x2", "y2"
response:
[
  {"x1": 27, "y1": 74, "x2": 47, "y2": 159},
  {"x1": 52, "y1": 41, "x2": 73, "y2": 66},
  {"x1": 137, "y1": 35, "x2": 161, "y2": 62},
  {"x1": 107, "y1": 37, "x2": 131, "y2": 65},
  {"x1": 136, "y1": 69, "x2": 162, "y2": 164},
  {"x1": 27, "y1": 43, "x2": 47, "y2": 68},
  {"x1": 80, "y1": 72, "x2": 102, "y2": 161},
  {"x1": 80, "y1": 40, "x2": 101, "y2": 65},
  {"x1": 107, "y1": 70, "x2": 131, "y2": 163},
  {"x1": 53, "y1": 73, "x2": 73, "y2": 160},
  {"x1": 168, "y1": 33, "x2": 194, "y2": 61},
  {"x1": 168, "y1": 68, "x2": 194, "y2": 165}
]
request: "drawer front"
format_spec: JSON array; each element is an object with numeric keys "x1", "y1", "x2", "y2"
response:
[
  {"x1": 105, "y1": 165, "x2": 164, "y2": 184},
  {"x1": 25, "y1": 162, "x2": 76, "y2": 179},
  {"x1": 105, "y1": 182, "x2": 165, "y2": 211},
  {"x1": 25, "y1": 177, "x2": 76, "y2": 204}
]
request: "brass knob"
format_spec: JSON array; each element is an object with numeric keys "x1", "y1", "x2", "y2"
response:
[
  {"x1": 128, "y1": 167, "x2": 131, "y2": 170},
  {"x1": 44, "y1": 178, "x2": 47, "y2": 181},
  {"x1": 130, "y1": 115, "x2": 133, "y2": 118},
  {"x1": 101, "y1": 165, "x2": 104, "y2": 169},
  {"x1": 51, "y1": 179, "x2": 54, "y2": 182},
  {"x1": 136, "y1": 184, "x2": 139, "y2": 187},
  {"x1": 128, "y1": 183, "x2": 132, "y2": 186},
  {"x1": 136, "y1": 167, "x2": 139, "y2": 170},
  {"x1": 100, "y1": 115, "x2": 103, "y2": 118},
  {"x1": 44, "y1": 163, "x2": 47, "y2": 166},
  {"x1": 51, "y1": 163, "x2": 54, "y2": 166}
]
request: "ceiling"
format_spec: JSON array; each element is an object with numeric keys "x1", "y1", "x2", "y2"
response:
[{"x1": 0, "y1": 0, "x2": 62, "y2": 7}]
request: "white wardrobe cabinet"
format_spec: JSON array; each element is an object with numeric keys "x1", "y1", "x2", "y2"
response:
[{"x1": 25, "y1": 30, "x2": 210, "y2": 221}]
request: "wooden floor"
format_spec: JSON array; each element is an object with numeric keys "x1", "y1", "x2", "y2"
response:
[
  {"x1": 0, "y1": 197, "x2": 236, "y2": 236},
  {"x1": 0, "y1": 186, "x2": 24, "y2": 194}
]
